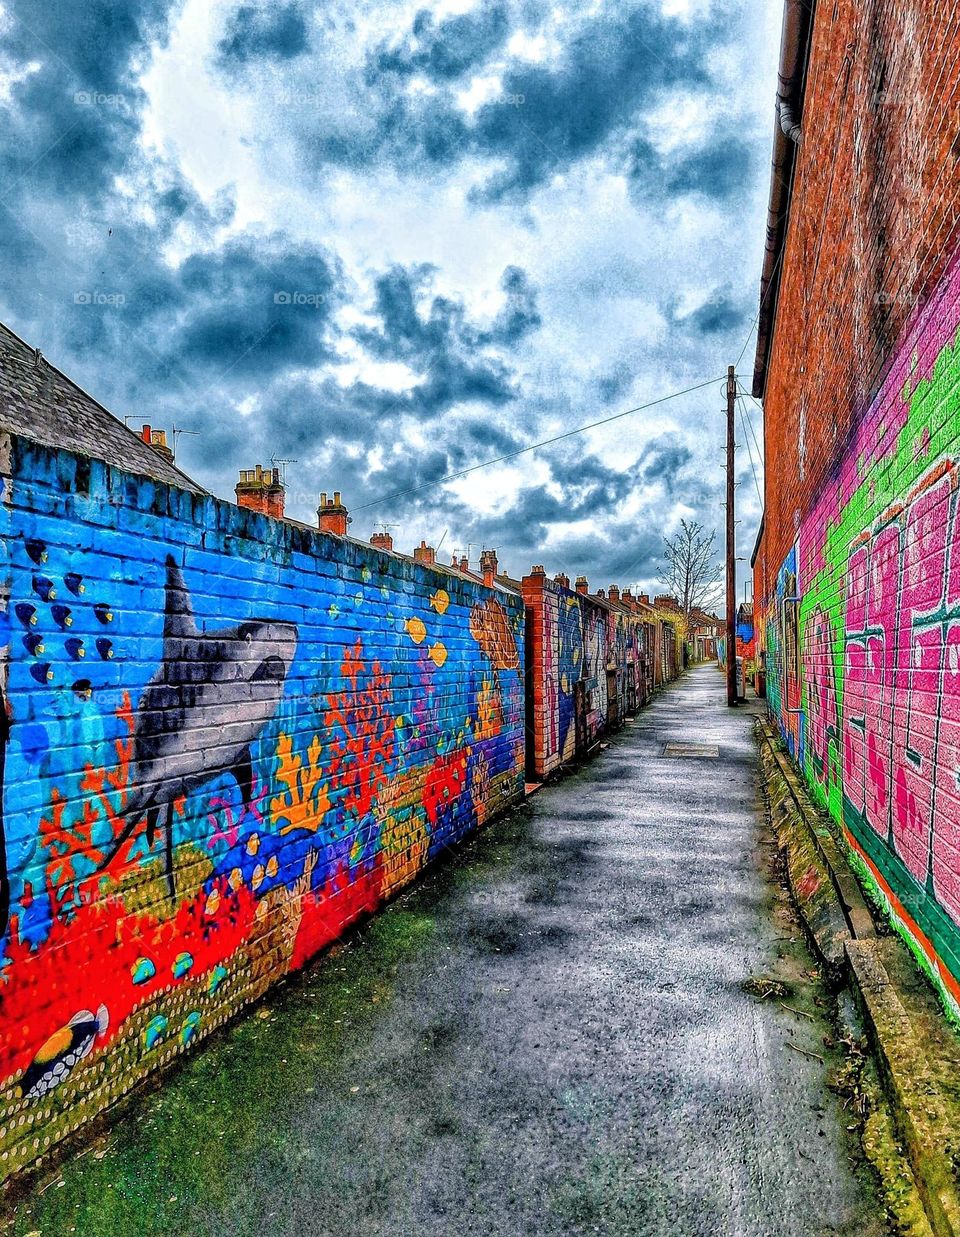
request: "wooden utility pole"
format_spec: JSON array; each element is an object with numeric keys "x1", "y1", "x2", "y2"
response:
[{"x1": 726, "y1": 365, "x2": 738, "y2": 707}]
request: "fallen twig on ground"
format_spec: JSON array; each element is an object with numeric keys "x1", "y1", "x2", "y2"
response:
[{"x1": 786, "y1": 1040, "x2": 825, "y2": 1063}]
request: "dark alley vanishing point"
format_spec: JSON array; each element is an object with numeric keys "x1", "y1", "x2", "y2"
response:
[{"x1": 7, "y1": 666, "x2": 885, "y2": 1237}]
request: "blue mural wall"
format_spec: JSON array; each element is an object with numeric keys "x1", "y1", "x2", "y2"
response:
[{"x1": 0, "y1": 435, "x2": 525, "y2": 1179}]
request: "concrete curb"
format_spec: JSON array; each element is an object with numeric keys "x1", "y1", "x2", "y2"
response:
[
  {"x1": 759, "y1": 722, "x2": 875, "y2": 941},
  {"x1": 759, "y1": 739, "x2": 850, "y2": 984},
  {"x1": 847, "y1": 939, "x2": 960, "y2": 1237},
  {"x1": 756, "y1": 722, "x2": 960, "y2": 1237}
]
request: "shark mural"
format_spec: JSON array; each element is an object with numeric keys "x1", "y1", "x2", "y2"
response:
[{"x1": 100, "y1": 556, "x2": 298, "y2": 897}]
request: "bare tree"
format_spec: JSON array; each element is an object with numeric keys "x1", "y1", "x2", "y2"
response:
[{"x1": 661, "y1": 519, "x2": 724, "y2": 622}]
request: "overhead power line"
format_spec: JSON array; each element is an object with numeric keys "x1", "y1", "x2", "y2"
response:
[
  {"x1": 352, "y1": 374, "x2": 726, "y2": 513},
  {"x1": 737, "y1": 397, "x2": 763, "y2": 508},
  {"x1": 735, "y1": 243, "x2": 786, "y2": 371}
]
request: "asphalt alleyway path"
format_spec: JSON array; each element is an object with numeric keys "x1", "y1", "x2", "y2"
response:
[{"x1": 6, "y1": 664, "x2": 886, "y2": 1237}]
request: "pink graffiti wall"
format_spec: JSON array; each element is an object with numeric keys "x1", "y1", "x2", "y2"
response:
[{"x1": 763, "y1": 250, "x2": 960, "y2": 1005}]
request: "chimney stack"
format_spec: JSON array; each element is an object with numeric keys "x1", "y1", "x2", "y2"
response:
[
  {"x1": 413, "y1": 540, "x2": 436, "y2": 565},
  {"x1": 141, "y1": 423, "x2": 174, "y2": 464},
  {"x1": 595, "y1": 588, "x2": 606, "y2": 600},
  {"x1": 480, "y1": 548, "x2": 499, "y2": 587},
  {"x1": 608, "y1": 584, "x2": 621, "y2": 603},
  {"x1": 575, "y1": 575, "x2": 589, "y2": 595},
  {"x1": 640, "y1": 593, "x2": 650, "y2": 606},
  {"x1": 554, "y1": 572, "x2": 570, "y2": 590},
  {"x1": 237, "y1": 464, "x2": 285, "y2": 519},
  {"x1": 370, "y1": 531, "x2": 394, "y2": 552},
  {"x1": 318, "y1": 491, "x2": 349, "y2": 536}
]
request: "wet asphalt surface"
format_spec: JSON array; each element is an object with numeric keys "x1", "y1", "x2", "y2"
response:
[{"x1": 6, "y1": 665, "x2": 886, "y2": 1237}]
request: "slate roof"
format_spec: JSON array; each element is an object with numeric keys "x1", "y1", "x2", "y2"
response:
[{"x1": 0, "y1": 320, "x2": 206, "y2": 494}]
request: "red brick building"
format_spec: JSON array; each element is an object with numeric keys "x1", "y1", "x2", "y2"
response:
[{"x1": 753, "y1": 2, "x2": 960, "y2": 1010}]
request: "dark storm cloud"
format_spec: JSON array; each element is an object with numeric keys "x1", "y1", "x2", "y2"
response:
[
  {"x1": 217, "y1": 3, "x2": 310, "y2": 66},
  {"x1": 456, "y1": 419, "x2": 523, "y2": 456},
  {"x1": 638, "y1": 439, "x2": 693, "y2": 493},
  {"x1": 468, "y1": 4, "x2": 712, "y2": 201},
  {"x1": 470, "y1": 443, "x2": 689, "y2": 558},
  {"x1": 171, "y1": 237, "x2": 340, "y2": 373},
  {"x1": 45, "y1": 231, "x2": 342, "y2": 394},
  {"x1": 479, "y1": 266, "x2": 541, "y2": 345},
  {"x1": 601, "y1": 529, "x2": 666, "y2": 583},
  {"x1": 667, "y1": 140, "x2": 752, "y2": 201},
  {"x1": 664, "y1": 284, "x2": 751, "y2": 339},
  {"x1": 0, "y1": 0, "x2": 174, "y2": 196},
  {"x1": 370, "y1": 4, "x2": 510, "y2": 83},
  {"x1": 296, "y1": 0, "x2": 723, "y2": 203},
  {"x1": 685, "y1": 296, "x2": 746, "y2": 335},
  {"x1": 595, "y1": 364, "x2": 633, "y2": 405},
  {"x1": 353, "y1": 262, "x2": 539, "y2": 416},
  {"x1": 628, "y1": 132, "x2": 753, "y2": 206}
]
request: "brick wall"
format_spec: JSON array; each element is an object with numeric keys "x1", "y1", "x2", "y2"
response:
[
  {"x1": 0, "y1": 435, "x2": 525, "y2": 1179},
  {"x1": 521, "y1": 572, "x2": 662, "y2": 780},
  {"x1": 758, "y1": 3, "x2": 960, "y2": 585},
  {"x1": 756, "y1": 6, "x2": 960, "y2": 1010}
]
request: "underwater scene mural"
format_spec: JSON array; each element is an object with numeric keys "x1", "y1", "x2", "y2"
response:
[{"x1": 0, "y1": 439, "x2": 525, "y2": 1179}]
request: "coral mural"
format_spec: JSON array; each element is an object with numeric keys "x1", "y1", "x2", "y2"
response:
[
  {"x1": 761, "y1": 251, "x2": 960, "y2": 1011},
  {"x1": 0, "y1": 439, "x2": 525, "y2": 1180}
]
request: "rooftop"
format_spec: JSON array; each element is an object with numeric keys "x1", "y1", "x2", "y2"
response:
[{"x1": 0, "y1": 320, "x2": 206, "y2": 494}]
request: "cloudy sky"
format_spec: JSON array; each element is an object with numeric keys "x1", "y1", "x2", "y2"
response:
[{"x1": 0, "y1": 0, "x2": 779, "y2": 594}]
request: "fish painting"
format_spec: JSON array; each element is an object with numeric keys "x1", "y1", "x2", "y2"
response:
[
  {"x1": 19, "y1": 1005, "x2": 109, "y2": 1100},
  {"x1": 100, "y1": 555, "x2": 298, "y2": 898},
  {"x1": 143, "y1": 1016, "x2": 168, "y2": 1051},
  {"x1": 469, "y1": 598, "x2": 520, "y2": 671}
]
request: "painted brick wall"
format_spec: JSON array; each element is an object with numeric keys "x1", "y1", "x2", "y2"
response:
[
  {"x1": 0, "y1": 435, "x2": 525, "y2": 1179},
  {"x1": 521, "y1": 573, "x2": 658, "y2": 780},
  {"x1": 756, "y1": 6, "x2": 960, "y2": 1011}
]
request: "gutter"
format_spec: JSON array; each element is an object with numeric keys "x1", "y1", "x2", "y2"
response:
[{"x1": 752, "y1": 0, "x2": 817, "y2": 399}]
